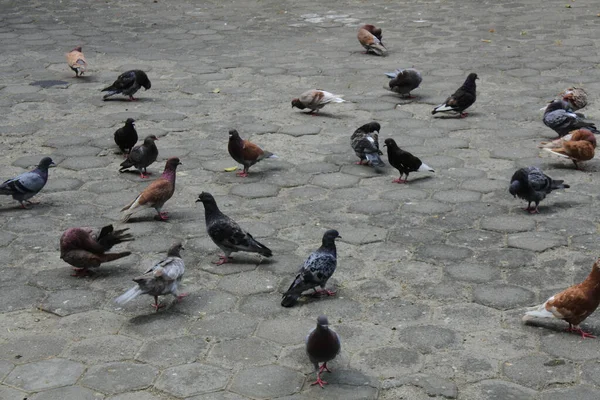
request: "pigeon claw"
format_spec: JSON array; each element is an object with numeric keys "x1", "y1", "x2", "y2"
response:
[
  {"x1": 139, "y1": 173, "x2": 150, "y2": 179},
  {"x1": 155, "y1": 212, "x2": 169, "y2": 221},
  {"x1": 460, "y1": 112, "x2": 469, "y2": 118},
  {"x1": 129, "y1": 96, "x2": 137, "y2": 101},
  {"x1": 236, "y1": 171, "x2": 249, "y2": 177},
  {"x1": 214, "y1": 255, "x2": 231, "y2": 265},
  {"x1": 176, "y1": 293, "x2": 189, "y2": 302},
  {"x1": 71, "y1": 268, "x2": 91, "y2": 277},
  {"x1": 566, "y1": 325, "x2": 596, "y2": 339},
  {"x1": 392, "y1": 178, "x2": 407, "y2": 184},
  {"x1": 310, "y1": 376, "x2": 328, "y2": 388},
  {"x1": 312, "y1": 289, "x2": 336, "y2": 297}
]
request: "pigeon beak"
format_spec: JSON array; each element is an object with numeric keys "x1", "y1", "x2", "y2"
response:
[
  {"x1": 195, "y1": 198, "x2": 201, "y2": 203},
  {"x1": 50, "y1": 162, "x2": 57, "y2": 167},
  {"x1": 337, "y1": 235, "x2": 342, "y2": 239},
  {"x1": 383, "y1": 144, "x2": 387, "y2": 147}
]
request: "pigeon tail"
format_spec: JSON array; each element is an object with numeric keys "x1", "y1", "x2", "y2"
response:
[
  {"x1": 385, "y1": 70, "x2": 400, "y2": 79},
  {"x1": 102, "y1": 251, "x2": 132, "y2": 263},
  {"x1": 281, "y1": 292, "x2": 301, "y2": 307},
  {"x1": 115, "y1": 286, "x2": 144, "y2": 305},
  {"x1": 432, "y1": 104, "x2": 454, "y2": 114},
  {"x1": 330, "y1": 97, "x2": 346, "y2": 103},
  {"x1": 250, "y1": 237, "x2": 273, "y2": 257},
  {"x1": 263, "y1": 151, "x2": 278, "y2": 159},
  {"x1": 542, "y1": 148, "x2": 571, "y2": 159},
  {"x1": 522, "y1": 304, "x2": 556, "y2": 321},
  {"x1": 550, "y1": 180, "x2": 569, "y2": 190},
  {"x1": 417, "y1": 162, "x2": 434, "y2": 172},
  {"x1": 365, "y1": 153, "x2": 385, "y2": 168},
  {"x1": 369, "y1": 44, "x2": 388, "y2": 56}
]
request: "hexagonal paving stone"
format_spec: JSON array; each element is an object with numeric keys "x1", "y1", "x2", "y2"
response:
[
  {"x1": 460, "y1": 379, "x2": 538, "y2": 400},
  {"x1": 351, "y1": 347, "x2": 422, "y2": 377},
  {"x1": 502, "y1": 353, "x2": 576, "y2": 390},
  {"x1": 56, "y1": 310, "x2": 126, "y2": 338},
  {"x1": 0, "y1": 335, "x2": 68, "y2": 364},
  {"x1": 154, "y1": 363, "x2": 230, "y2": 398},
  {"x1": 541, "y1": 385, "x2": 600, "y2": 400},
  {"x1": 473, "y1": 283, "x2": 535, "y2": 310},
  {"x1": 230, "y1": 365, "x2": 304, "y2": 398},
  {"x1": 30, "y1": 386, "x2": 104, "y2": 400},
  {"x1": 397, "y1": 325, "x2": 461, "y2": 354},
  {"x1": 0, "y1": 385, "x2": 28, "y2": 399},
  {"x1": 41, "y1": 289, "x2": 106, "y2": 316},
  {"x1": 540, "y1": 332, "x2": 600, "y2": 360},
  {"x1": 507, "y1": 232, "x2": 566, "y2": 252},
  {"x1": 136, "y1": 335, "x2": 207, "y2": 367},
  {"x1": 80, "y1": 362, "x2": 158, "y2": 394},
  {"x1": 5, "y1": 358, "x2": 85, "y2": 391},
  {"x1": 209, "y1": 337, "x2": 281, "y2": 367},
  {"x1": 230, "y1": 183, "x2": 279, "y2": 198},
  {"x1": 189, "y1": 312, "x2": 258, "y2": 340},
  {"x1": 65, "y1": 335, "x2": 141, "y2": 363},
  {"x1": 382, "y1": 373, "x2": 457, "y2": 399},
  {"x1": 256, "y1": 317, "x2": 314, "y2": 345}
]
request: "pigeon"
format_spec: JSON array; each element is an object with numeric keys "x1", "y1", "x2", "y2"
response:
[
  {"x1": 539, "y1": 128, "x2": 596, "y2": 170},
  {"x1": 196, "y1": 191, "x2": 273, "y2": 265},
  {"x1": 114, "y1": 118, "x2": 138, "y2": 156},
  {"x1": 305, "y1": 315, "x2": 341, "y2": 388},
  {"x1": 292, "y1": 90, "x2": 346, "y2": 114},
  {"x1": 350, "y1": 122, "x2": 384, "y2": 169},
  {"x1": 121, "y1": 157, "x2": 181, "y2": 222},
  {"x1": 509, "y1": 166, "x2": 569, "y2": 214},
  {"x1": 281, "y1": 230, "x2": 341, "y2": 308},
  {"x1": 228, "y1": 129, "x2": 278, "y2": 177},
  {"x1": 65, "y1": 46, "x2": 87, "y2": 77},
  {"x1": 559, "y1": 87, "x2": 588, "y2": 112},
  {"x1": 523, "y1": 258, "x2": 600, "y2": 339},
  {"x1": 102, "y1": 70, "x2": 151, "y2": 101},
  {"x1": 0, "y1": 157, "x2": 55, "y2": 208},
  {"x1": 543, "y1": 99, "x2": 599, "y2": 138},
  {"x1": 115, "y1": 242, "x2": 187, "y2": 311},
  {"x1": 432, "y1": 72, "x2": 478, "y2": 118},
  {"x1": 385, "y1": 68, "x2": 422, "y2": 98},
  {"x1": 60, "y1": 224, "x2": 133, "y2": 276},
  {"x1": 357, "y1": 24, "x2": 387, "y2": 56},
  {"x1": 119, "y1": 135, "x2": 159, "y2": 178},
  {"x1": 384, "y1": 138, "x2": 434, "y2": 183}
]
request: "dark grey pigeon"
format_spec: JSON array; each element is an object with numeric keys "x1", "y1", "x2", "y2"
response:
[
  {"x1": 306, "y1": 315, "x2": 341, "y2": 388},
  {"x1": 114, "y1": 118, "x2": 138, "y2": 155},
  {"x1": 384, "y1": 138, "x2": 434, "y2": 184},
  {"x1": 509, "y1": 166, "x2": 569, "y2": 214},
  {"x1": 115, "y1": 242, "x2": 187, "y2": 311},
  {"x1": 432, "y1": 72, "x2": 478, "y2": 118},
  {"x1": 385, "y1": 68, "x2": 422, "y2": 98},
  {"x1": 196, "y1": 192, "x2": 273, "y2": 265},
  {"x1": 119, "y1": 135, "x2": 159, "y2": 178},
  {"x1": 281, "y1": 230, "x2": 340, "y2": 307},
  {"x1": 543, "y1": 100, "x2": 599, "y2": 138},
  {"x1": 0, "y1": 157, "x2": 55, "y2": 208},
  {"x1": 102, "y1": 70, "x2": 151, "y2": 101},
  {"x1": 350, "y1": 122, "x2": 384, "y2": 170}
]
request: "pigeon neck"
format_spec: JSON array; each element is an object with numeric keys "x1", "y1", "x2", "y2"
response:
[
  {"x1": 462, "y1": 78, "x2": 476, "y2": 92},
  {"x1": 320, "y1": 238, "x2": 337, "y2": 254},
  {"x1": 161, "y1": 166, "x2": 177, "y2": 182},
  {"x1": 203, "y1": 200, "x2": 222, "y2": 219},
  {"x1": 167, "y1": 248, "x2": 181, "y2": 257}
]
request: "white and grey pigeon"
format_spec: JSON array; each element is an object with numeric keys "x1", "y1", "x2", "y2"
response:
[
  {"x1": 305, "y1": 315, "x2": 341, "y2": 388},
  {"x1": 350, "y1": 122, "x2": 384, "y2": 170},
  {"x1": 0, "y1": 157, "x2": 55, "y2": 208},
  {"x1": 385, "y1": 68, "x2": 422, "y2": 98},
  {"x1": 509, "y1": 166, "x2": 570, "y2": 214},
  {"x1": 115, "y1": 242, "x2": 187, "y2": 311},
  {"x1": 281, "y1": 230, "x2": 341, "y2": 307},
  {"x1": 196, "y1": 192, "x2": 273, "y2": 265},
  {"x1": 543, "y1": 99, "x2": 599, "y2": 137}
]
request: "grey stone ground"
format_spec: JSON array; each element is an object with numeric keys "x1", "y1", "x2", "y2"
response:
[{"x1": 1, "y1": 0, "x2": 600, "y2": 398}]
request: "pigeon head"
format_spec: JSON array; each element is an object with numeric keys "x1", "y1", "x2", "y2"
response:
[
  {"x1": 229, "y1": 129, "x2": 241, "y2": 140},
  {"x1": 509, "y1": 180, "x2": 521, "y2": 197},
  {"x1": 167, "y1": 242, "x2": 184, "y2": 257},
  {"x1": 383, "y1": 138, "x2": 399, "y2": 149},
  {"x1": 466, "y1": 73, "x2": 478, "y2": 81},
  {"x1": 361, "y1": 24, "x2": 382, "y2": 40},
  {"x1": 125, "y1": 118, "x2": 135, "y2": 125},
  {"x1": 144, "y1": 135, "x2": 159, "y2": 145},
  {"x1": 291, "y1": 99, "x2": 305, "y2": 109},
  {"x1": 367, "y1": 121, "x2": 381, "y2": 133},
  {"x1": 322, "y1": 230, "x2": 341, "y2": 247},
  {"x1": 38, "y1": 157, "x2": 56, "y2": 169},
  {"x1": 165, "y1": 157, "x2": 182, "y2": 169},
  {"x1": 138, "y1": 72, "x2": 151, "y2": 90},
  {"x1": 196, "y1": 191, "x2": 216, "y2": 205},
  {"x1": 316, "y1": 315, "x2": 330, "y2": 329}
]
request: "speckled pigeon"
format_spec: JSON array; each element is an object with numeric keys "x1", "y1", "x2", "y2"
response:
[
  {"x1": 292, "y1": 90, "x2": 346, "y2": 114},
  {"x1": 228, "y1": 129, "x2": 278, "y2": 177},
  {"x1": 509, "y1": 166, "x2": 569, "y2": 214},
  {"x1": 543, "y1": 99, "x2": 598, "y2": 137},
  {"x1": 385, "y1": 68, "x2": 422, "y2": 98},
  {"x1": 60, "y1": 224, "x2": 133, "y2": 276},
  {"x1": 196, "y1": 191, "x2": 273, "y2": 265},
  {"x1": 0, "y1": 157, "x2": 55, "y2": 208},
  {"x1": 306, "y1": 315, "x2": 341, "y2": 388},
  {"x1": 102, "y1": 70, "x2": 151, "y2": 101},
  {"x1": 65, "y1": 46, "x2": 87, "y2": 77},
  {"x1": 432, "y1": 72, "x2": 478, "y2": 118},
  {"x1": 115, "y1": 242, "x2": 187, "y2": 311},
  {"x1": 281, "y1": 230, "x2": 340, "y2": 308},
  {"x1": 119, "y1": 135, "x2": 158, "y2": 178},
  {"x1": 384, "y1": 138, "x2": 434, "y2": 183},
  {"x1": 114, "y1": 118, "x2": 138, "y2": 156},
  {"x1": 559, "y1": 87, "x2": 588, "y2": 112},
  {"x1": 350, "y1": 122, "x2": 384, "y2": 169}
]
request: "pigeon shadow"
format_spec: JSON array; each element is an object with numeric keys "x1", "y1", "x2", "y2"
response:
[
  {"x1": 0, "y1": 202, "x2": 53, "y2": 213},
  {"x1": 70, "y1": 75, "x2": 98, "y2": 83},
  {"x1": 102, "y1": 97, "x2": 154, "y2": 103},
  {"x1": 432, "y1": 114, "x2": 473, "y2": 119},
  {"x1": 301, "y1": 111, "x2": 341, "y2": 119},
  {"x1": 523, "y1": 319, "x2": 598, "y2": 337}
]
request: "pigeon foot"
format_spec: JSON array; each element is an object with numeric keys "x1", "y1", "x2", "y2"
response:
[
  {"x1": 214, "y1": 255, "x2": 232, "y2": 265},
  {"x1": 71, "y1": 268, "x2": 91, "y2": 277},
  {"x1": 460, "y1": 112, "x2": 469, "y2": 118},
  {"x1": 392, "y1": 178, "x2": 407, "y2": 184},
  {"x1": 319, "y1": 362, "x2": 332, "y2": 373},
  {"x1": 236, "y1": 171, "x2": 249, "y2": 177},
  {"x1": 155, "y1": 212, "x2": 169, "y2": 221},
  {"x1": 527, "y1": 207, "x2": 540, "y2": 214},
  {"x1": 313, "y1": 289, "x2": 336, "y2": 297},
  {"x1": 566, "y1": 325, "x2": 596, "y2": 339},
  {"x1": 129, "y1": 96, "x2": 138, "y2": 101},
  {"x1": 310, "y1": 375, "x2": 328, "y2": 388},
  {"x1": 176, "y1": 293, "x2": 189, "y2": 302}
]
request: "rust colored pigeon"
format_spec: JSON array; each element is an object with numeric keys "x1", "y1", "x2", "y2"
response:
[
  {"x1": 306, "y1": 315, "x2": 341, "y2": 388},
  {"x1": 121, "y1": 157, "x2": 181, "y2": 222},
  {"x1": 292, "y1": 90, "x2": 346, "y2": 114},
  {"x1": 119, "y1": 135, "x2": 158, "y2": 178},
  {"x1": 523, "y1": 258, "x2": 600, "y2": 338},
  {"x1": 432, "y1": 73, "x2": 478, "y2": 118},
  {"x1": 228, "y1": 129, "x2": 278, "y2": 177},
  {"x1": 357, "y1": 24, "x2": 387, "y2": 56},
  {"x1": 102, "y1": 70, "x2": 151, "y2": 101},
  {"x1": 60, "y1": 224, "x2": 133, "y2": 276},
  {"x1": 540, "y1": 128, "x2": 596, "y2": 170},
  {"x1": 65, "y1": 46, "x2": 87, "y2": 77}
]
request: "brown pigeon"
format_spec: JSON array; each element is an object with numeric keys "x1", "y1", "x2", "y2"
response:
[
  {"x1": 121, "y1": 157, "x2": 181, "y2": 222},
  {"x1": 560, "y1": 87, "x2": 588, "y2": 112},
  {"x1": 227, "y1": 129, "x2": 278, "y2": 177},
  {"x1": 65, "y1": 46, "x2": 87, "y2": 77},
  {"x1": 60, "y1": 224, "x2": 133, "y2": 276},
  {"x1": 306, "y1": 315, "x2": 341, "y2": 388},
  {"x1": 357, "y1": 24, "x2": 387, "y2": 56},
  {"x1": 292, "y1": 90, "x2": 346, "y2": 114},
  {"x1": 540, "y1": 128, "x2": 596, "y2": 170}
]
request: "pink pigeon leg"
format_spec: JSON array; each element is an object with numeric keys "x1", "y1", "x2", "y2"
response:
[
  {"x1": 152, "y1": 296, "x2": 165, "y2": 311},
  {"x1": 176, "y1": 293, "x2": 189, "y2": 302},
  {"x1": 129, "y1": 96, "x2": 137, "y2": 101},
  {"x1": 460, "y1": 112, "x2": 469, "y2": 118},
  {"x1": 312, "y1": 288, "x2": 336, "y2": 297},
  {"x1": 71, "y1": 268, "x2": 92, "y2": 277},
  {"x1": 236, "y1": 171, "x2": 249, "y2": 177},
  {"x1": 154, "y1": 211, "x2": 169, "y2": 221},
  {"x1": 566, "y1": 325, "x2": 596, "y2": 339},
  {"x1": 393, "y1": 178, "x2": 407, "y2": 184},
  {"x1": 310, "y1": 370, "x2": 328, "y2": 388},
  {"x1": 320, "y1": 362, "x2": 332, "y2": 373},
  {"x1": 214, "y1": 255, "x2": 232, "y2": 265}
]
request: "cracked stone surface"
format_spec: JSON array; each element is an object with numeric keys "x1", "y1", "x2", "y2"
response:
[{"x1": 2, "y1": 0, "x2": 600, "y2": 399}]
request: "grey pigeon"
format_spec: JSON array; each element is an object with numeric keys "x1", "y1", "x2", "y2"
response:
[
  {"x1": 119, "y1": 135, "x2": 159, "y2": 178},
  {"x1": 350, "y1": 122, "x2": 384, "y2": 170},
  {"x1": 543, "y1": 100, "x2": 598, "y2": 138},
  {"x1": 114, "y1": 118, "x2": 138, "y2": 155},
  {"x1": 60, "y1": 224, "x2": 133, "y2": 276},
  {"x1": 432, "y1": 72, "x2": 478, "y2": 118},
  {"x1": 509, "y1": 166, "x2": 570, "y2": 214},
  {"x1": 102, "y1": 70, "x2": 151, "y2": 101},
  {"x1": 385, "y1": 68, "x2": 422, "y2": 98},
  {"x1": 281, "y1": 230, "x2": 340, "y2": 307},
  {"x1": 306, "y1": 315, "x2": 341, "y2": 388},
  {"x1": 0, "y1": 157, "x2": 55, "y2": 208},
  {"x1": 196, "y1": 192, "x2": 273, "y2": 265},
  {"x1": 115, "y1": 242, "x2": 187, "y2": 311}
]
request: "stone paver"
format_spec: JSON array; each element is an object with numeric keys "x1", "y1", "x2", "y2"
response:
[{"x1": 2, "y1": 0, "x2": 600, "y2": 398}]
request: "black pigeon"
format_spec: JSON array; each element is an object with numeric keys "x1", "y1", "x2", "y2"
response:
[
  {"x1": 432, "y1": 72, "x2": 478, "y2": 118},
  {"x1": 281, "y1": 230, "x2": 340, "y2": 308},
  {"x1": 350, "y1": 122, "x2": 385, "y2": 170},
  {"x1": 0, "y1": 157, "x2": 55, "y2": 208},
  {"x1": 114, "y1": 118, "x2": 138, "y2": 155},
  {"x1": 384, "y1": 138, "x2": 434, "y2": 183},
  {"x1": 385, "y1": 68, "x2": 422, "y2": 98},
  {"x1": 305, "y1": 315, "x2": 341, "y2": 388},
  {"x1": 102, "y1": 70, "x2": 151, "y2": 101},
  {"x1": 119, "y1": 135, "x2": 159, "y2": 178},
  {"x1": 509, "y1": 166, "x2": 569, "y2": 214},
  {"x1": 543, "y1": 100, "x2": 599, "y2": 138},
  {"x1": 196, "y1": 192, "x2": 273, "y2": 265}
]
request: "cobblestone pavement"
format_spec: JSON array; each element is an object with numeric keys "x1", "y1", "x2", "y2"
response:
[{"x1": 1, "y1": 0, "x2": 600, "y2": 398}]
